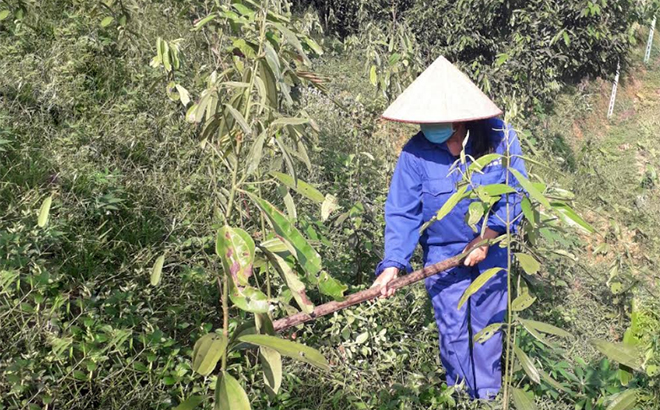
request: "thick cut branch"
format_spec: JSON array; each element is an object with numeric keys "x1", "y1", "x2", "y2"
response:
[{"x1": 273, "y1": 254, "x2": 464, "y2": 332}]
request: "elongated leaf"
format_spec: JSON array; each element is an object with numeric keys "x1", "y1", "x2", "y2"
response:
[
  {"x1": 271, "y1": 172, "x2": 324, "y2": 203},
  {"x1": 0, "y1": 10, "x2": 11, "y2": 21},
  {"x1": 318, "y1": 271, "x2": 347, "y2": 300},
  {"x1": 515, "y1": 253, "x2": 540, "y2": 275},
  {"x1": 457, "y1": 268, "x2": 503, "y2": 310},
  {"x1": 512, "y1": 387, "x2": 537, "y2": 410},
  {"x1": 260, "y1": 347, "x2": 282, "y2": 395},
  {"x1": 216, "y1": 226, "x2": 255, "y2": 286},
  {"x1": 247, "y1": 194, "x2": 322, "y2": 275},
  {"x1": 239, "y1": 334, "x2": 329, "y2": 370},
  {"x1": 473, "y1": 322, "x2": 503, "y2": 344},
  {"x1": 605, "y1": 389, "x2": 639, "y2": 410},
  {"x1": 229, "y1": 284, "x2": 269, "y2": 313},
  {"x1": 514, "y1": 345, "x2": 541, "y2": 384},
  {"x1": 258, "y1": 59, "x2": 278, "y2": 108},
  {"x1": 174, "y1": 395, "x2": 204, "y2": 410},
  {"x1": 590, "y1": 340, "x2": 644, "y2": 370},
  {"x1": 552, "y1": 202, "x2": 595, "y2": 233},
  {"x1": 224, "y1": 104, "x2": 251, "y2": 136},
  {"x1": 521, "y1": 196, "x2": 536, "y2": 225},
  {"x1": 150, "y1": 254, "x2": 165, "y2": 286},
  {"x1": 369, "y1": 65, "x2": 378, "y2": 86},
  {"x1": 100, "y1": 16, "x2": 114, "y2": 27},
  {"x1": 540, "y1": 370, "x2": 571, "y2": 393},
  {"x1": 272, "y1": 117, "x2": 309, "y2": 127},
  {"x1": 512, "y1": 292, "x2": 536, "y2": 311},
  {"x1": 245, "y1": 131, "x2": 267, "y2": 176},
  {"x1": 38, "y1": 195, "x2": 53, "y2": 227},
  {"x1": 436, "y1": 185, "x2": 469, "y2": 223},
  {"x1": 192, "y1": 333, "x2": 228, "y2": 376},
  {"x1": 273, "y1": 135, "x2": 297, "y2": 184},
  {"x1": 477, "y1": 184, "x2": 516, "y2": 196},
  {"x1": 261, "y1": 248, "x2": 313, "y2": 314},
  {"x1": 520, "y1": 319, "x2": 572, "y2": 338},
  {"x1": 215, "y1": 372, "x2": 251, "y2": 410},
  {"x1": 274, "y1": 23, "x2": 309, "y2": 64},
  {"x1": 193, "y1": 14, "x2": 216, "y2": 30},
  {"x1": 511, "y1": 169, "x2": 551, "y2": 208},
  {"x1": 469, "y1": 153, "x2": 502, "y2": 172}
]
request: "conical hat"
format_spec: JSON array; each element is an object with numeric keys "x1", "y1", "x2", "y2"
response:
[{"x1": 382, "y1": 56, "x2": 502, "y2": 124}]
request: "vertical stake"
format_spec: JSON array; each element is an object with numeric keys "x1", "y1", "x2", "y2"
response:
[
  {"x1": 607, "y1": 60, "x2": 620, "y2": 119},
  {"x1": 645, "y1": 16, "x2": 656, "y2": 64}
]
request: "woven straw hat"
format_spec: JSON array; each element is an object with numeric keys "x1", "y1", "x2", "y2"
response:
[{"x1": 382, "y1": 56, "x2": 502, "y2": 124}]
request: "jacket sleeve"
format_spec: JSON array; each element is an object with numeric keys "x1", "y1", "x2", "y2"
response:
[
  {"x1": 487, "y1": 128, "x2": 528, "y2": 234},
  {"x1": 375, "y1": 149, "x2": 424, "y2": 276}
]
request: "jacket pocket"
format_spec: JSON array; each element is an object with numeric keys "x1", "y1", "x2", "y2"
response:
[{"x1": 421, "y1": 178, "x2": 455, "y2": 220}]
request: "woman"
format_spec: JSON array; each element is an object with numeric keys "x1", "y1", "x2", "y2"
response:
[{"x1": 372, "y1": 56, "x2": 527, "y2": 400}]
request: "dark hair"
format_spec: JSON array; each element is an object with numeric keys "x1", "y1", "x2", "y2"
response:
[{"x1": 465, "y1": 119, "x2": 495, "y2": 159}]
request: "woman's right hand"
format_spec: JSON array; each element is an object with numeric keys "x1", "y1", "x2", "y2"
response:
[{"x1": 372, "y1": 267, "x2": 399, "y2": 298}]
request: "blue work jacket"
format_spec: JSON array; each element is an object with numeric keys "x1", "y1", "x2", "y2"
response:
[{"x1": 375, "y1": 118, "x2": 527, "y2": 276}]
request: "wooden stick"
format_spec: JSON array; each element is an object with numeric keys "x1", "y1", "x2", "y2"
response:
[{"x1": 273, "y1": 254, "x2": 465, "y2": 332}]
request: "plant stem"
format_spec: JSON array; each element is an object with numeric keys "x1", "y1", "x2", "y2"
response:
[
  {"x1": 502, "y1": 124, "x2": 513, "y2": 409},
  {"x1": 219, "y1": 3, "x2": 269, "y2": 372}
]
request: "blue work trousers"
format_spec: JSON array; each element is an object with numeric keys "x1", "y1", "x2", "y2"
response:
[{"x1": 424, "y1": 245, "x2": 508, "y2": 399}]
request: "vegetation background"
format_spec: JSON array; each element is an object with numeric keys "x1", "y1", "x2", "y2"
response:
[{"x1": 1, "y1": 1, "x2": 659, "y2": 409}]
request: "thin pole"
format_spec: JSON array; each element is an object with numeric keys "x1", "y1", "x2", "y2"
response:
[
  {"x1": 273, "y1": 254, "x2": 465, "y2": 332},
  {"x1": 645, "y1": 16, "x2": 656, "y2": 64},
  {"x1": 607, "y1": 60, "x2": 620, "y2": 119}
]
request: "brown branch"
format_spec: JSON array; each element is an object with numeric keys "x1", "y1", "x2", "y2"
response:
[{"x1": 273, "y1": 254, "x2": 465, "y2": 332}]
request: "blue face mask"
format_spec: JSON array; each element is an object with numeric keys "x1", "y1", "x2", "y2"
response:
[{"x1": 421, "y1": 123, "x2": 455, "y2": 144}]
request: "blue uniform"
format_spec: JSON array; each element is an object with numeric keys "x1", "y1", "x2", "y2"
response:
[{"x1": 375, "y1": 118, "x2": 527, "y2": 399}]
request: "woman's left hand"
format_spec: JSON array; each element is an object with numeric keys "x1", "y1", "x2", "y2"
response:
[{"x1": 463, "y1": 228, "x2": 499, "y2": 267}]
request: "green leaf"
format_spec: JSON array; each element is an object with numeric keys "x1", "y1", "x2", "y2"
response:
[
  {"x1": 38, "y1": 195, "x2": 53, "y2": 227},
  {"x1": 303, "y1": 37, "x2": 323, "y2": 55},
  {"x1": 318, "y1": 271, "x2": 347, "y2": 300},
  {"x1": 260, "y1": 347, "x2": 282, "y2": 394},
  {"x1": 515, "y1": 253, "x2": 540, "y2": 275},
  {"x1": 216, "y1": 226, "x2": 255, "y2": 286},
  {"x1": 369, "y1": 65, "x2": 378, "y2": 86},
  {"x1": 229, "y1": 284, "x2": 269, "y2": 313},
  {"x1": 173, "y1": 396, "x2": 204, "y2": 410},
  {"x1": 261, "y1": 248, "x2": 313, "y2": 314},
  {"x1": 272, "y1": 117, "x2": 309, "y2": 127},
  {"x1": 552, "y1": 202, "x2": 595, "y2": 233},
  {"x1": 477, "y1": 184, "x2": 517, "y2": 196},
  {"x1": 590, "y1": 340, "x2": 644, "y2": 370},
  {"x1": 562, "y1": 31, "x2": 571, "y2": 47},
  {"x1": 321, "y1": 194, "x2": 340, "y2": 221},
  {"x1": 100, "y1": 16, "x2": 114, "y2": 27},
  {"x1": 215, "y1": 372, "x2": 251, "y2": 410},
  {"x1": 540, "y1": 370, "x2": 571, "y2": 393},
  {"x1": 457, "y1": 268, "x2": 503, "y2": 310},
  {"x1": 436, "y1": 185, "x2": 469, "y2": 223},
  {"x1": 473, "y1": 323, "x2": 503, "y2": 344},
  {"x1": 514, "y1": 345, "x2": 541, "y2": 384},
  {"x1": 224, "y1": 104, "x2": 251, "y2": 136},
  {"x1": 0, "y1": 10, "x2": 11, "y2": 21},
  {"x1": 511, "y1": 169, "x2": 551, "y2": 209},
  {"x1": 521, "y1": 196, "x2": 536, "y2": 225},
  {"x1": 239, "y1": 334, "x2": 329, "y2": 370},
  {"x1": 520, "y1": 319, "x2": 572, "y2": 338},
  {"x1": 469, "y1": 153, "x2": 502, "y2": 172},
  {"x1": 248, "y1": 194, "x2": 322, "y2": 276},
  {"x1": 175, "y1": 85, "x2": 190, "y2": 106},
  {"x1": 258, "y1": 60, "x2": 278, "y2": 108},
  {"x1": 192, "y1": 333, "x2": 228, "y2": 376},
  {"x1": 150, "y1": 254, "x2": 165, "y2": 286},
  {"x1": 605, "y1": 389, "x2": 639, "y2": 410},
  {"x1": 466, "y1": 201, "x2": 485, "y2": 231},
  {"x1": 512, "y1": 292, "x2": 536, "y2": 311},
  {"x1": 245, "y1": 131, "x2": 267, "y2": 176},
  {"x1": 511, "y1": 387, "x2": 537, "y2": 410},
  {"x1": 193, "y1": 14, "x2": 216, "y2": 30},
  {"x1": 274, "y1": 23, "x2": 309, "y2": 64},
  {"x1": 270, "y1": 172, "x2": 324, "y2": 203}
]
